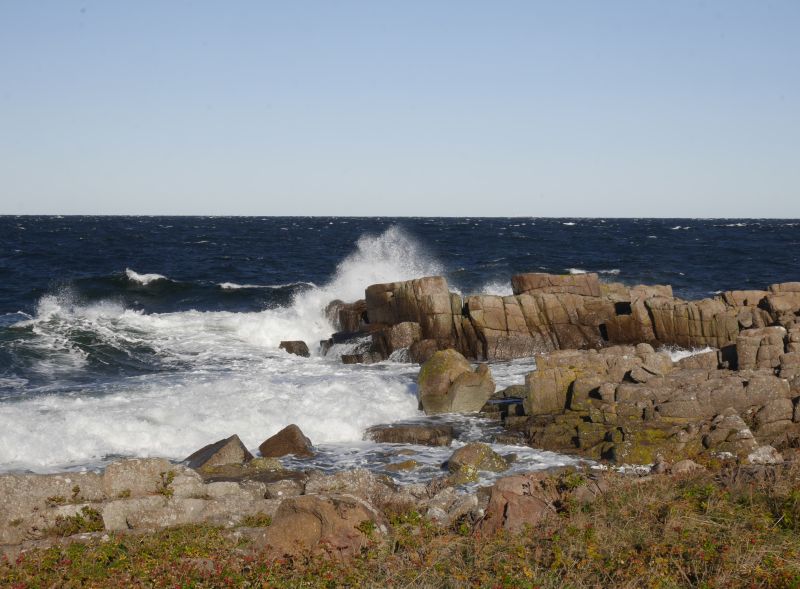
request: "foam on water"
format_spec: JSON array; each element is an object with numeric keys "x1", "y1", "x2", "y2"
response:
[
  {"x1": 125, "y1": 268, "x2": 169, "y2": 285},
  {"x1": 0, "y1": 355, "x2": 423, "y2": 472},
  {"x1": 0, "y1": 227, "x2": 454, "y2": 472},
  {"x1": 663, "y1": 346, "x2": 716, "y2": 362}
]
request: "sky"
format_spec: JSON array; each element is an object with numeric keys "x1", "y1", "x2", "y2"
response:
[{"x1": 0, "y1": 1, "x2": 798, "y2": 216}]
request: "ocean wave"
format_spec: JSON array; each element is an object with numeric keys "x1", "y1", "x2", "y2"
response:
[
  {"x1": 662, "y1": 346, "x2": 715, "y2": 363},
  {"x1": 565, "y1": 268, "x2": 620, "y2": 276},
  {"x1": 125, "y1": 268, "x2": 169, "y2": 285},
  {"x1": 7, "y1": 226, "x2": 445, "y2": 381},
  {"x1": 218, "y1": 281, "x2": 317, "y2": 290},
  {"x1": 478, "y1": 280, "x2": 513, "y2": 296}
]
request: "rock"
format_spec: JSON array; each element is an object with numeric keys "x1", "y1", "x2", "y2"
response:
[
  {"x1": 325, "y1": 299, "x2": 368, "y2": 333},
  {"x1": 746, "y1": 445, "x2": 784, "y2": 465},
  {"x1": 365, "y1": 424, "x2": 454, "y2": 446},
  {"x1": 258, "y1": 424, "x2": 314, "y2": 458},
  {"x1": 409, "y1": 339, "x2": 439, "y2": 364},
  {"x1": 511, "y1": 273, "x2": 602, "y2": 297},
  {"x1": 385, "y1": 460, "x2": 419, "y2": 472},
  {"x1": 372, "y1": 322, "x2": 422, "y2": 357},
  {"x1": 447, "y1": 443, "x2": 508, "y2": 484},
  {"x1": 263, "y1": 479, "x2": 305, "y2": 500},
  {"x1": 675, "y1": 350, "x2": 719, "y2": 370},
  {"x1": 476, "y1": 471, "x2": 559, "y2": 535},
  {"x1": 754, "y1": 398, "x2": 795, "y2": 434},
  {"x1": 670, "y1": 459, "x2": 705, "y2": 475},
  {"x1": 304, "y1": 469, "x2": 397, "y2": 506},
  {"x1": 103, "y1": 458, "x2": 175, "y2": 499},
  {"x1": 184, "y1": 435, "x2": 254, "y2": 471},
  {"x1": 417, "y1": 350, "x2": 495, "y2": 414},
  {"x1": 703, "y1": 409, "x2": 758, "y2": 455},
  {"x1": 279, "y1": 340, "x2": 310, "y2": 357},
  {"x1": 257, "y1": 494, "x2": 387, "y2": 558},
  {"x1": 736, "y1": 326, "x2": 787, "y2": 371}
]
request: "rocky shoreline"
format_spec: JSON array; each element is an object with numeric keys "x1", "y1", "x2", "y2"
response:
[{"x1": 3, "y1": 271, "x2": 800, "y2": 563}]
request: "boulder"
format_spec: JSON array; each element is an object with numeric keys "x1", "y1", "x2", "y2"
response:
[
  {"x1": 365, "y1": 424, "x2": 454, "y2": 446},
  {"x1": 746, "y1": 445, "x2": 784, "y2": 465},
  {"x1": 737, "y1": 327, "x2": 786, "y2": 371},
  {"x1": 303, "y1": 469, "x2": 397, "y2": 506},
  {"x1": 511, "y1": 273, "x2": 602, "y2": 297},
  {"x1": 257, "y1": 494, "x2": 387, "y2": 558},
  {"x1": 325, "y1": 299, "x2": 367, "y2": 333},
  {"x1": 670, "y1": 459, "x2": 705, "y2": 475},
  {"x1": 184, "y1": 435, "x2": 254, "y2": 471},
  {"x1": 103, "y1": 458, "x2": 175, "y2": 499},
  {"x1": 258, "y1": 424, "x2": 314, "y2": 458},
  {"x1": 447, "y1": 443, "x2": 508, "y2": 484},
  {"x1": 417, "y1": 349, "x2": 495, "y2": 414},
  {"x1": 279, "y1": 340, "x2": 310, "y2": 357},
  {"x1": 476, "y1": 471, "x2": 559, "y2": 535}
]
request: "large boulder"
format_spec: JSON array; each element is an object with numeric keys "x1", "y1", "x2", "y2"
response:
[
  {"x1": 476, "y1": 471, "x2": 559, "y2": 535},
  {"x1": 447, "y1": 442, "x2": 508, "y2": 484},
  {"x1": 417, "y1": 349, "x2": 495, "y2": 414},
  {"x1": 256, "y1": 494, "x2": 387, "y2": 558},
  {"x1": 736, "y1": 326, "x2": 786, "y2": 371},
  {"x1": 258, "y1": 424, "x2": 314, "y2": 458}
]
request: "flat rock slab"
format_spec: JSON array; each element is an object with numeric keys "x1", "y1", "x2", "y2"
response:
[{"x1": 365, "y1": 424, "x2": 454, "y2": 446}]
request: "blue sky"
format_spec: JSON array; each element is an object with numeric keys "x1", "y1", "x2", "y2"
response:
[{"x1": 0, "y1": 1, "x2": 797, "y2": 216}]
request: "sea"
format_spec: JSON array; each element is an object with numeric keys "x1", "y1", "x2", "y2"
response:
[{"x1": 1, "y1": 217, "x2": 798, "y2": 482}]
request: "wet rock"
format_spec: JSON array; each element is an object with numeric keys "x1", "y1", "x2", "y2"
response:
[
  {"x1": 365, "y1": 424, "x2": 454, "y2": 446},
  {"x1": 385, "y1": 460, "x2": 419, "y2": 472},
  {"x1": 184, "y1": 434, "x2": 254, "y2": 471},
  {"x1": 258, "y1": 424, "x2": 314, "y2": 458},
  {"x1": 447, "y1": 443, "x2": 508, "y2": 484},
  {"x1": 325, "y1": 299, "x2": 367, "y2": 333},
  {"x1": 409, "y1": 339, "x2": 439, "y2": 364},
  {"x1": 417, "y1": 349, "x2": 495, "y2": 414},
  {"x1": 279, "y1": 340, "x2": 310, "y2": 357}
]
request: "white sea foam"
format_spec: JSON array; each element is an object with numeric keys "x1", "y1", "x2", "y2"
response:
[
  {"x1": 566, "y1": 268, "x2": 620, "y2": 276},
  {"x1": 218, "y1": 281, "x2": 317, "y2": 290},
  {"x1": 562, "y1": 222, "x2": 576, "y2": 226},
  {"x1": 125, "y1": 268, "x2": 168, "y2": 285},
  {"x1": 479, "y1": 279, "x2": 514, "y2": 296},
  {"x1": 662, "y1": 346, "x2": 715, "y2": 362},
  {"x1": 0, "y1": 360, "x2": 422, "y2": 472}
]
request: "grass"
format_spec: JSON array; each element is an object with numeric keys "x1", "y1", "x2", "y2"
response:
[{"x1": 3, "y1": 466, "x2": 800, "y2": 588}]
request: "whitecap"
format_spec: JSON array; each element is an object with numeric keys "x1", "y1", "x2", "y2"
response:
[{"x1": 125, "y1": 268, "x2": 168, "y2": 285}]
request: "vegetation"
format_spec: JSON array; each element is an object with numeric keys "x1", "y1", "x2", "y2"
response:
[{"x1": 3, "y1": 466, "x2": 800, "y2": 588}]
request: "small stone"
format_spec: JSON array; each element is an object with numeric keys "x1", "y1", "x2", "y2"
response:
[
  {"x1": 258, "y1": 424, "x2": 314, "y2": 458},
  {"x1": 279, "y1": 341, "x2": 310, "y2": 357}
]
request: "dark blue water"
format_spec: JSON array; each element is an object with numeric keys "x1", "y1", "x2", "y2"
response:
[{"x1": 2, "y1": 216, "x2": 799, "y2": 317}]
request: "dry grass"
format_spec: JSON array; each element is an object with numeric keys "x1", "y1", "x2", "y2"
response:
[{"x1": 3, "y1": 464, "x2": 800, "y2": 588}]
